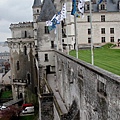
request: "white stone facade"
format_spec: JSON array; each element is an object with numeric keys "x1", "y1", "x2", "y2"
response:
[{"x1": 77, "y1": 12, "x2": 120, "y2": 45}]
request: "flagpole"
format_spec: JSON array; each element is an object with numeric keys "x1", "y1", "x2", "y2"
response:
[
  {"x1": 90, "y1": 0, "x2": 94, "y2": 65},
  {"x1": 55, "y1": 26, "x2": 58, "y2": 51},
  {"x1": 66, "y1": 17, "x2": 69, "y2": 55},
  {"x1": 74, "y1": 15, "x2": 78, "y2": 59},
  {"x1": 65, "y1": 0, "x2": 69, "y2": 55},
  {"x1": 74, "y1": 1, "x2": 78, "y2": 59}
]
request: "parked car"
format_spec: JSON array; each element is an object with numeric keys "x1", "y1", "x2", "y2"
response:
[
  {"x1": 22, "y1": 106, "x2": 34, "y2": 114},
  {"x1": 0, "y1": 106, "x2": 8, "y2": 110},
  {"x1": 22, "y1": 103, "x2": 33, "y2": 110}
]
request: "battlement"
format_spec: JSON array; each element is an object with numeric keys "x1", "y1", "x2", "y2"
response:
[{"x1": 10, "y1": 22, "x2": 33, "y2": 29}]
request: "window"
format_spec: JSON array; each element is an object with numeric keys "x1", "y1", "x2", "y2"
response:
[
  {"x1": 88, "y1": 29, "x2": 91, "y2": 34},
  {"x1": 37, "y1": 9, "x2": 39, "y2": 13},
  {"x1": 110, "y1": 28, "x2": 114, "y2": 34},
  {"x1": 51, "y1": 41, "x2": 54, "y2": 48},
  {"x1": 101, "y1": 37, "x2": 105, "y2": 43},
  {"x1": 25, "y1": 31, "x2": 27, "y2": 38},
  {"x1": 87, "y1": 16, "x2": 90, "y2": 22},
  {"x1": 101, "y1": 15, "x2": 105, "y2": 22},
  {"x1": 45, "y1": 26, "x2": 49, "y2": 34},
  {"x1": 101, "y1": 4, "x2": 105, "y2": 10},
  {"x1": 101, "y1": 28, "x2": 105, "y2": 34},
  {"x1": 24, "y1": 46, "x2": 27, "y2": 55},
  {"x1": 88, "y1": 37, "x2": 91, "y2": 43},
  {"x1": 110, "y1": 37, "x2": 114, "y2": 42},
  {"x1": 27, "y1": 73, "x2": 31, "y2": 84},
  {"x1": 87, "y1": 4, "x2": 90, "y2": 10},
  {"x1": 97, "y1": 80, "x2": 107, "y2": 96},
  {"x1": 17, "y1": 61, "x2": 20, "y2": 70},
  {"x1": 45, "y1": 54, "x2": 49, "y2": 61}
]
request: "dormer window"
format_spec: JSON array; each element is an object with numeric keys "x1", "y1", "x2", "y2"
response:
[
  {"x1": 101, "y1": 4, "x2": 105, "y2": 10},
  {"x1": 98, "y1": 2, "x2": 107, "y2": 12}
]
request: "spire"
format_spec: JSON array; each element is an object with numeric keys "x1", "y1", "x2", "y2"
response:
[
  {"x1": 33, "y1": 0, "x2": 42, "y2": 7},
  {"x1": 37, "y1": 0, "x2": 56, "y2": 22}
]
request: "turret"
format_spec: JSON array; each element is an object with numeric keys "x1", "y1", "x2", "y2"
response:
[{"x1": 32, "y1": 0, "x2": 42, "y2": 22}]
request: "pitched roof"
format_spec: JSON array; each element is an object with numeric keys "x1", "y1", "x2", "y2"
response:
[
  {"x1": 92, "y1": 0, "x2": 120, "y2": 12},
  {"x1": 33, "y1": 0, "x2": 42, "y2": 7},
  {"x1": 37, "y1": 0, "x2": 56, "y2": 22}
]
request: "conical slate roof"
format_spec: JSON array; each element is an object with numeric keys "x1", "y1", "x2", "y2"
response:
[
  {"x1": 37, "y1": 0, "x2": 56, "y2": 22},
  {"x1": 33, "y1": 0, "x2": 42, "y2": 7}
]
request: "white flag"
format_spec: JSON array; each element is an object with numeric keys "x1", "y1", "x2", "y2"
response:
[
  {"x1": 61, "y1": 3, "x2": 66, "y2": 19},
  {"x1": 55, "y1": 3, "x2": 66, "y2": 22},
  {"x1": 46, "y1": 20, "x2": 52, "y2": 26},
  {"x1": 78, "y1": 0, "x2": 85, "y2": 18}
]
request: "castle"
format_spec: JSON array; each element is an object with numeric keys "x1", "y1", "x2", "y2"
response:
[{"x1": 7, "y1": 0, "x2": 120, "y2": 120}]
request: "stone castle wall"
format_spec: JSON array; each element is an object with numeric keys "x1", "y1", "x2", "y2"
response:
[{"x1": 55, "y1": 51, "x2": 120, "y2": 120}]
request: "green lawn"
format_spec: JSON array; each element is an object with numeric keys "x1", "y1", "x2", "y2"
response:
[
  {"x1": 19, "y1": 113, "x2": 38, "y2": 120},
  {"x1": 69, "y1": 44, "x2": 120, "y2": 76},
  {"x1": 0, "y1": 90, "x2": 12, "y2": 98},
  {"x1": 19, "y1": 115, "x2": 35, "y2": 120}
]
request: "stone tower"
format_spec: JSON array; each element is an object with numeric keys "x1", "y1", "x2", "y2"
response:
[
  {"x1": 32, "y1": 0, "x2": 42, "y2": 46},
  {"x1": 36, "y1": 0, "x2": 57, "y2": 119},
  {"x1": 7, "y1": 22, "x2": 38, "y2": 103}
]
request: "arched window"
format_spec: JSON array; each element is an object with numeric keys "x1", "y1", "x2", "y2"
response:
[{"x1": 24, "y1": 46, "x2": 27, "y2": 55}]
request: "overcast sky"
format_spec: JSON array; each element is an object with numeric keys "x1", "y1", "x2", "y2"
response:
[{"x1": 0, "y1": 0, "x2": 34, "y2": 42}]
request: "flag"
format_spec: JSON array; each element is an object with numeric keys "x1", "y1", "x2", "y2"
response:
[
  {"x1": 55, "y1": 11, "x2": 63, "y2": 23},
  {"x1": 71, "y1": 0, "x2": 81, "y2": 18},
  {"x1": 48, "y1": 18, "x2": 58, "y2": 31},
  {"x1": 61, "y1": 3, "x2": 66, "y2": 19},
  {"x1": 78, "y1": 0, "x2": 85, "y2": 18},
  {"x1": 98, "y1": 0, "x2": 103, "y2": 4},
  {"x1": 55, "y1": 3, "x2": 66, "y2": 22},
  {"x1": 71, "y1": 0, "x2": 76, "y2": 15},
  {"x1": 46, "y1": 20, "x2": 52, "y2": 26},
  {"x1": 48, "y1": 25, "x2": 56, "y2": 31},
  {"x1": 46, "y1": 14, "x2": 60, "y2": 31},
  {"x1": 46, "y1": 3, "x2": 67, "y2": 31}
]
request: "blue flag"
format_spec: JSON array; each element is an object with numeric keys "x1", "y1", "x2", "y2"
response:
[
  {"x1": 48, "y1": 25, "x2": 56, "y2": 31},
  {"x1": 98, "y1": 0, "x2": 103, "y2": 4},
  {"x1": 71, "y1": 0, "x2": 76, "y2": 15}
]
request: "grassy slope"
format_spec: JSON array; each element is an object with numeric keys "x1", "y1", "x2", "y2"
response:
[{"x1": 70, "y1": 44, "x2": 120, "y2": 76}]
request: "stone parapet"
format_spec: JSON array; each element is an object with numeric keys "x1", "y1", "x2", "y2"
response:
[{"x1": 10, "y1": 22, "x2": 33, "y2": 29}]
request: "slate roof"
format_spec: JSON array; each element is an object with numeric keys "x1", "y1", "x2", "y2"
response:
[
  {"x1": 33, "y1": 0, "x2": 42, "y2": 7},
  {"x1": 37, "y1": 0, "x2": 56, "y2": 22},
  {"x1": 92, "y1": 0, "x2": 120, "y2": 12}
]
